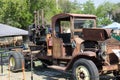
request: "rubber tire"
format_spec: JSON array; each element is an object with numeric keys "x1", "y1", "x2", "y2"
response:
[
  {"x1": 9, "y1": 51, "x2": 24, "y2": 72},
  {"x1": 72, "y1": 58, "x2": 99, "y2": 80},
  {"x1": 113, "y1": 71, "x2": 120, "y2": 80}
]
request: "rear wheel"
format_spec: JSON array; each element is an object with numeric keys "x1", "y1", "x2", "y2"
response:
[
  {"x1": 9, "y1": 52, "x2": 24, "y2": 72},
  {"x1": 72, "y1": 58, "x2": 99, "y2": 80}
]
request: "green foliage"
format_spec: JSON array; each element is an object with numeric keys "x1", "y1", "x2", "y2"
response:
[
  {"x1": 0, "y1": 0, "x2": 61, "y2": 29},
  {"x1": 112, "y1": 3, "x2": 120, "y2": 23},
  {"x1": 97, "y1": 17, "x2": 112, "y2": 26},
  {"x1": 0, "y1": 0, "x2": 120, "y2": 29},
  {"x1": 113, "y1": 12, "x2": 120, "y2": 23},
  {"x1": 0, "y1": 0, "x2": 32, "y2": 29},
  {"x1": 70, "y1": 0, "x2": 82, "y2": 13},
  {"x1": 28, "y1": 0, "x2": 62, "y2": 24},
  {"x1": 57, "y1": 0, "x2": 72, "y2": 13},
  {"x1": 96, "y1": 2, "x2": 118, "y2": 26},
  {"x1": 82, "y1": 0, "x2": 96, "y2": 14}
]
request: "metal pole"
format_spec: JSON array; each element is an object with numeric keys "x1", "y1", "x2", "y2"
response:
[
  {"x1": 34, "y1": 11, "x2": 37, "y2": 27},
  {"x1": 41, "y1": 9, "x2": 44, "y2": 27},
  {"x1": 37, "y1": 10, "x2": 40, "y2": 27},
  {"x1": 0, "y1": 52, "x2": 3, "y2": 74},
  {"x1": 8, "y1": 63, "x2": 10, "y2": 80},
  {"x1": 31, "y1": 50, "x2": 33, "y2": 80}
]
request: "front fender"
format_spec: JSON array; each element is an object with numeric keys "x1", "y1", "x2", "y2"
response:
[
  {"x1": 66, "y1": 51, "x2": 97, "y2": 71},
  {"x1": 79, "y1": 51, "x2": 96, "y2": 57}
]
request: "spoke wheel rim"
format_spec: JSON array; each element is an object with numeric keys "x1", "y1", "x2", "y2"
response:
[{"x1": 76, "y1": 65, "x2": 90, "y2": 80}]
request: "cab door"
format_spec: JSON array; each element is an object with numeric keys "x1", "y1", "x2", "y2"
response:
[{"x1": 52, "y1": 36, "x2": 63, "y2": 58}]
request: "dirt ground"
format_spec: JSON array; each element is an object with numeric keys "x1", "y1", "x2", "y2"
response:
[
  {"x1": 0, "y1": 61, "x2": 73, "y2": 80},
  {"x1": 0, "y1": 61, "x2": 118, "y2": 80}
]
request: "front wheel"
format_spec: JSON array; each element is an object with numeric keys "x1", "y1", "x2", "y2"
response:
[
  {"x1": 113, "y1": 71, "x2": 120, "y2": 80},
  {"x1": 72, "y1": 58, "x2": 99, "y2": 80}
]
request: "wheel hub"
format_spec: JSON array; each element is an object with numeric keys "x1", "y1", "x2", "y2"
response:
[
  {"x1": 76, "y1": 66, "x2": 90, "y2": 80},
  {"x1": 10, "y1": 57, "x2": 15, "y2": 67},
  {"x1": 80, "y1": 71, "x2": 85, "y2": 79}
]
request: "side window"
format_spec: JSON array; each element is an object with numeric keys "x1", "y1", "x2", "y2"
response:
[
  {"x1": 54, "y1": 20, "x2": 71, "y2": 34},
  {"x1": 60, "y1": 21, "x2": 71, "y2": 33}
]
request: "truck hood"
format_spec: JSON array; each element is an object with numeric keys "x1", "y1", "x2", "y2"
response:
[{"x1": 83, "y1": 28, "x2": 112, "y2": 41}]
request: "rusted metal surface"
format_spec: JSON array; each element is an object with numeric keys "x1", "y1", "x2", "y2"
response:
[
  {"x1": 105, "y1": 38, "x2": 120, "y2": 45},
  {"x1": 65, "y1": 52, "x2": 96, "y2": 71},
  {"x1": 79, "y1": 51, "x2": 96, "y2": 57},
  {"x1": 106, "y1": 44, "x2": 120, "y2": 54},
  {"x1": 48, "y1": 65, "x2": 66, "y2": 71},
  {"x1": 46, "y1": 34, "x2": 52, "y2": 56},
  {"x1": 102, "y1": 64, "x2": 119, "y2": 71},
  {"x1": 53, "y1": 37, "x2": 63, "y2": 58},
  {"x1": 104, "y1": 38, "x2": 120, "y2": 65},
  {"x1": 52, "y1": 13, "x2": 96, "y2": 22},
  {"x1": 83, "y1": 28, "x2": 112, "y2": 41},
  {"x1": 72, "y1": 37, "x2": 83, "y2": 56}
]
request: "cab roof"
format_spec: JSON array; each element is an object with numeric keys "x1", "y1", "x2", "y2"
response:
[{"x1": 52, "y1": 13, "x2": 96, "y2": 21}]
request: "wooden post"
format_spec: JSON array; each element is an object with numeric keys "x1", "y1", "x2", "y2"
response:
[
  {"x1": 8, "y1": 63, "x2": 10, "y2": 80},
  {"x1": 18, "y1": 49, "x2": 26, "y2": 80},
  {"x1": 22, "y1": 60, "x2": 26, "y2": 80}
]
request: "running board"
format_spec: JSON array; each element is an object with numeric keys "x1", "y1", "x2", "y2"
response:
[
  {"x1": 48, "y1": 65, "x2": 66, "y2": 71},
  {"x1": 102, "y1": 64, "x2": 119, "y2": 71}
]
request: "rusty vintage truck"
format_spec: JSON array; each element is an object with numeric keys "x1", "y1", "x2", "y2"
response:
[{"x1": 9, "y1": 13, "x2": 120, "y2": 80}]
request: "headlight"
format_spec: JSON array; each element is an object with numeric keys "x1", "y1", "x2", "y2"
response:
[
  {"x1": 101, "y1": 42, "x2": 107, "y2": 52},
  {"x1": 98, "y1": 42, "x2": 107, "y2": 60}
]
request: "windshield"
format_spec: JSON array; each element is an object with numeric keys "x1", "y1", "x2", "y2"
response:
[{"x1": 74, "y1": 19, "x2": 95, "y2": 29}]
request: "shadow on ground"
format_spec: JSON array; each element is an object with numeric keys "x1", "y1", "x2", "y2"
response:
[
  {"x1": 25, "y1": 63, "x2": 74, "y2": 80},
  {"x1": 1, "y1": 60, "x2": 120, "y2": 80},
  {"x1": 26, "y1": 63, "x2": 120, "y2": 80}
]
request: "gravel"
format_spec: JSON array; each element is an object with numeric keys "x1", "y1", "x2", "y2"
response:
[
  {"x1": 0, "y1": 61, "x2": 116, "y2": 80},
  {"x1": 0, "y1": 62, "x2": 73, "y2": 80}
]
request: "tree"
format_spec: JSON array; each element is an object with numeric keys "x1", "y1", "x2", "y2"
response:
[
  {"x1": 58, "y1": 0, "x2": 72, "y2": 13},
  {"x1": 0, "y1": 0, "x2": 119, "y2": 29},
  {"x1": 0, "y1": 0, "x2": 31, "y2": 29},
  {"x1": 112, "y1": 3, "x2": 120, "y2": 23},
  {"x1": 82, "y1": 0, "x2": 96, "y2": 15},
  {"x1": 70, "y1": 0, "x2": 83, "y2": 13},
  {"x1": 0, "y1": 0, "x2": 61, "y2": 29},
  {"x1": 96, "y1": 2, "x2": 117, "y2": 26}
]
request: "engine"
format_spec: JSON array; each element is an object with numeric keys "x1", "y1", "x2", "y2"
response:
[
  {"x1": 80, "y1": 40, "x2": 107, "y2": 61},
  {"x1": 28, "y1": 24, "x2": 47, "y2": 55}
]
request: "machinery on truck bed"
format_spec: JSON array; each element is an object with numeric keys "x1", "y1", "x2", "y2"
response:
[{"x1": 9, "y1": 13, "x2": 120, "y2": 80}]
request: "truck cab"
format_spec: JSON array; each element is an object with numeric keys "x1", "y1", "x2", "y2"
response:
[{"x1": 50, "y1": 13, "x2": 96, "y2": 59}]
